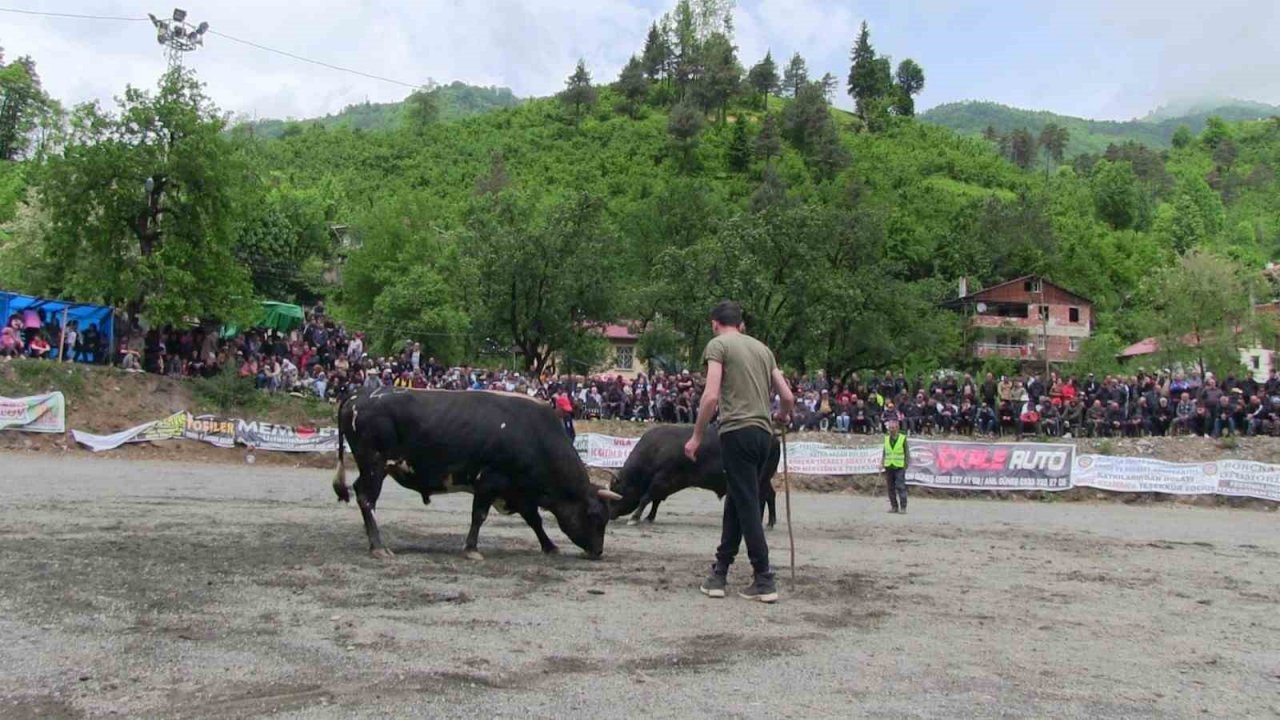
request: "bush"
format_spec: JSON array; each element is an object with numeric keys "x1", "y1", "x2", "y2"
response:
[{"x1": 192, "y1": 371, "x2": 259, "y2": 413}]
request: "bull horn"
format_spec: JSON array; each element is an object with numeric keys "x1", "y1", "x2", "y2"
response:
[{"x1": 597, "y1": 488, "x2": 623, "y2": 501}]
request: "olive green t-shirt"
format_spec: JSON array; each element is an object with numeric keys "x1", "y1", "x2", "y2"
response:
[{"x1": 702, "y1": 331, "x2": 777, "y2": 434}]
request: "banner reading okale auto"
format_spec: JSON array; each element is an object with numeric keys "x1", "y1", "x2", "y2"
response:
[{"x1": 906, "y1": 438, "x2": 1075, "y2": 491}]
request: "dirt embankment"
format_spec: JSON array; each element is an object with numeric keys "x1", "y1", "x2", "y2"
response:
[{"x1": 2, "y1": 360, "x2": 1278, "y2": 508}]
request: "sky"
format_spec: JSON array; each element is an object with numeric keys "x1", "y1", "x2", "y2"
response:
[{"x1": 3, "y1": 0, "x2": 1280, "y2": 123}]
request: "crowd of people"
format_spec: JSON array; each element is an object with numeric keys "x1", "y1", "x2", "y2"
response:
[
  {"x1": 11, "y1": 304, "x2": 1280, "y2": 439},
  {"x1": 2, "y1": 309, "x2": 108, "y2": 362}
]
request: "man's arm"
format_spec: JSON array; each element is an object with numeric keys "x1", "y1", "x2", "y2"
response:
[
  {"x1": 902, "y1": 436, "x2": 909, "y2": 469},
  {"x1": 690, "y1": 360, "x2": 723, "y2": 447},
  {"x1": 772, "y1": 367, "x2": 796, "y2": 421}
]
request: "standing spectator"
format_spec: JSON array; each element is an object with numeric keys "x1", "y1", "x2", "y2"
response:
[
  {"x1": 555, "y1": 390, "x2": 576, "y2": 441},
  {"x1": 61, "y1": 321, "x2": 78, "y2": 363},
  {"x1": 882, "y1": 418, "x2": 910, "y2": 514},
  {"x1": 1, "y1": 324, "x2": 21, "y2": 358}
]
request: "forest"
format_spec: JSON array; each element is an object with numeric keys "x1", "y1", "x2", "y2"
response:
[{"x1": 1, "y1": 0, "x2": 1278, "y2": 380}]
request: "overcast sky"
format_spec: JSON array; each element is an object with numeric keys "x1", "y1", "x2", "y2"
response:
[{"x1": 3, "y1": 0, "x2": 1279, "y2": 122}]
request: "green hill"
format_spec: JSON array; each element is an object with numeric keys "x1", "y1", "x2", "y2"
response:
[
  {"x1": 237, "y1": 81, "x2": 520, "y2": 138},
  {"x1": 921, "y1": 100, "x2": 1280, "y2": 156}
]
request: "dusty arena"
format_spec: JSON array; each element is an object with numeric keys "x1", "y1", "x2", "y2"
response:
[{"x1": 1, "y1": 454, "x2": 1278, "y2": 719}]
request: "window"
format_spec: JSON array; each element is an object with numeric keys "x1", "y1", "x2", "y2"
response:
[
  {"x1": 1069, "y1": 338, "x2": 1080, "y2": 352},
  {"x1": 615, "y1": 345, "x2": 634, "y2": 371},
  {"x1": 1024, "y1": 279, "x2": 1042, "y2": 293},
  {"x1": 995, "y1": 304, "x2": 1030, "y2": 318},
  {"x1": 1038, "y1": 305, "x2": 1050, "y2": 321},
  {"x1": 1252, "y1": 355, "x2": 1261, "y2": 370},
  {"x1": 1069, "y1": 307, "x2": 1080, "y2": 323}
]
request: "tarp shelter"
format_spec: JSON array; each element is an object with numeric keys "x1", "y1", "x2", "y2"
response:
[
  {"x1": 220, "y1": 301, "x2": 305, "y2": 338},
  {"x1": 0, "y1": 291, "x2": 115, "y2": 362}
]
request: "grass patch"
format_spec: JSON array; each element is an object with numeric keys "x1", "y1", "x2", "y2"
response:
[
  {"x1": 1217, "y1": 434, "x2": 1240, "y2": 451},
  {"x1": 190, "y1": 372, "x2": 334, "y2": 426},
  {"x1": 0, "y1": 358, "x2": 90, "y2": 400},
  {"x1": 1095, "y1": 439, "x2": 1116, "y2": 456}
]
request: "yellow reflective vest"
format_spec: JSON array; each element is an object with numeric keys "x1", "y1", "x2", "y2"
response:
[{"x1": 883, "y1": 432, "x2": 907, "y2": 469}]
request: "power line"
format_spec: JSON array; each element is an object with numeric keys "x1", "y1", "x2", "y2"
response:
[
  {"x1": 0, "y1": 7, "x2": 147, "y2": 22},
  {"x1": 208, "y1": 29, "x2": 424, "y2": 90},
  {"x1": 0, "y1": 7, "x2": 428, "y2": 90}
]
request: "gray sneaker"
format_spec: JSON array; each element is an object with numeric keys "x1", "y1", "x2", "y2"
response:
[
  {"x1": 700, "y1": 569, "x2": 727, "y2": 598},
  {"x1": 739, "y1": 573, "x2": 778, "y2": 603}
]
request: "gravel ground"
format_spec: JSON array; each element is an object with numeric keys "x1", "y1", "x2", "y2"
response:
[{"x1": 1, "y1": 454, "x2": 1278, "y2": 719}]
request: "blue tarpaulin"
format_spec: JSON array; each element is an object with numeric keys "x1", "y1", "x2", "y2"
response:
[{"x1": 1, "y1": 291, "x2": 115, "y2": 362}]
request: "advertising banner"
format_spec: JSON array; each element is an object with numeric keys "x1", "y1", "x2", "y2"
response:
[
  {"x1": 780, "y1": 441, "x2": 883, "y2": 476},
  {"x1": 1212, "y1": 460, "x2": 1280, "y2": 502},
  {"x1": 0, "y1": 392, "x2": 66, "y2": 433},
  {"x1": 575, "y1": 433, "x2": 640, "y2": 468},
  {"x1": 906, "y1": 439, "x2": 1075, "y2": 491},
  {"x1": 71, "y1": 411, "x2": 186, "y2": 452},
  {"x1": 183, "y1": 413, "x2": 237, "y2": 449},
  {"x1": 233, "y1": 419, "x2": 341, "y2": 453},
  {"x1": 1072, "y1": 455, "x2": 1220, "y2": 495}
]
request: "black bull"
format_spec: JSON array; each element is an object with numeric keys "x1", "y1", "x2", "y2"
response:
[
  {"x1": 333, "y1": 387, "x2": 621, "y2": 559},
  {"x1": 607, "y1": 425, "x2": 779, "y2": 527}
]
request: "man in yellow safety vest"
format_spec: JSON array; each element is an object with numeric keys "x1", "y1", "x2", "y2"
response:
[{"x1": 882, "y1": 418, "x2": 910, "y2": 514}]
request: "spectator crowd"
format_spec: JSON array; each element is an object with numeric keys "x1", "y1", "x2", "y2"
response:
[
  {"x1": 11, "y1": 304, "x2": 1280, "y2": 440},
  {"x1": 2, "y1": 309, "x2": 107, "y2": 363}
]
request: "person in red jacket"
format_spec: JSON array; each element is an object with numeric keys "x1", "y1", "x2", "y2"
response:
[{"x1": 554, "y1": 390, "x2": 576, "y2": 441}]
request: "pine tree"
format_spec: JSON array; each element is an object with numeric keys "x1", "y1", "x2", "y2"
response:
[
  {"x1": 667, "y1": 100, "x2": 705, "y2": 172},
  {"x1": 754, "y1": 112, "x2": 782, "y2": 161},
  {"x1": 694, "y1": 31, "x2": 740, "y2": 123},
  {"x1": 781, "y1": 53, "x2": 808, "y2": 98},
  {"x1": 847, "y1": 21, "x2": 891, "y2": 119},
  {"x1": 559, "y1": 59, "x2": 598, "y2": 122},
  {"x1": 616, "y1": 55, "x2": 648, "y2": 118},
  {"x1": 746, "y1": 51, "x2": 780, "y2": 110},
  {"x1": 728, "y1": 113, "x2": 751, "y2": 172},
  {"x1": 640, "y1": 23, "x2": 669, "y2": 81}
]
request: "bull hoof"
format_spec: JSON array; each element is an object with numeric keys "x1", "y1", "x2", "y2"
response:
[
  {"x1": 334, "y1": 488, "x2": 351, "y2": 503},
  {"x1": 626, "y1": 518, "x2": 639, "y2": 526},
  {"x1": 464, "y1": 549, "x2": 485, "y2": 562},
  {"x1": 542, "y1": 545, "x2": 560, "y2": 555},
  {"x1": 370, "y1": 547, "x2": 395, "y2": 560},
  {"x1": 643, "y1": 517, "x2": 655, "y2": 525}
]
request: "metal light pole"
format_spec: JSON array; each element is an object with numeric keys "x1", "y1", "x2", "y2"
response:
[{"x1": 148, "y1": 8, "x2": 209, "y2": 72}]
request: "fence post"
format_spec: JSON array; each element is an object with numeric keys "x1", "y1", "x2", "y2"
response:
[{"x1": 58, "y1": 306, "x2": 69, "y2": 362}]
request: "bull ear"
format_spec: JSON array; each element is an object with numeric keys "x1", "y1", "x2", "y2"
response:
[{"x1": 597, "y1": 488, "x2": 623, "y2": 502}]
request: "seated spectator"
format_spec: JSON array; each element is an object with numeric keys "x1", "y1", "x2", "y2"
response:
[
  {"x1": 28, "y1": 332, "x2": 51, "y2": 359},
  {"x1": 956, "y1": 399, "x2": 976, "y2": 435},
  {"x1": 1105, "y1": 401, "x2": 1124, "y2": 437},
  {"x1": 1039, "y1": 402, "x2": 1061, "y2": 437},
  {"x1": 1125, "y1": 397, "x2": 1152, "y2": 437},
  {"x1": 0, "y1": 325, "x2": 20, "y2": 358},
  {"x1": 1212, "y1": 395, "x2": 1236, "y2": 438},
  {"x1": 975, "y1": 403, "x2": 997, "y2": 436},
  {"x1": 1086, "y1": 400, "x2": 1107, "y2": 437},
  {"x1": 851, "y1": 399, "x2": 872, "y2": 434},
  {"x1": 998, "y1": 400, "x2": 1017, "y2": 435},
  {"x1": 1019, "y1": 403, "x2": 1041, "y2": 438},
  {"x1": 1062, "y1": 399, "x2": 1084, "y2": 437},
  {"x1": 1152, "y1": 397, "x2": 1175, "y2": 437}
]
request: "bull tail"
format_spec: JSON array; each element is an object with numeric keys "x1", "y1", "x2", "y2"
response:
[{"x1": 333, "y1": 396, "x2": 352, "y2": 503}]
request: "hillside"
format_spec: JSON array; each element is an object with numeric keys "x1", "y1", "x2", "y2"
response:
[
  {"x1": 236, "y1": 81, "x2": 520, "y2": 138},
  {"x1": 921, "y1": 100, "x2": 1280, "y2": 156}
]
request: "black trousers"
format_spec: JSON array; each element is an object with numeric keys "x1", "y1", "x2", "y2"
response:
[
  {"x1": 714, "y1": 427, "x2": 773, "y2": 577},
  {"x1": 885, "y1": 467, "x2": 907, "y2": 510}
]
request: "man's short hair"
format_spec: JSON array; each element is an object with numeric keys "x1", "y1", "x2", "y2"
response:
[{"x1": 710, "y1": 301, "x2": 744, "y2": 328}]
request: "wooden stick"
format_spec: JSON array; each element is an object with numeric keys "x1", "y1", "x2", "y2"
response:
[
  {"x1": 58, "y1": 306, "x2": 68, "y2": 362},
  {"x1": 782, "y1": 427, "x2": 795, "y2": 583}
]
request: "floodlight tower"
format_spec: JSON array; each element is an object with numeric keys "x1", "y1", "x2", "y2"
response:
[{"x1": 147, "y1": 8, "x2": 209, "y2": 72}]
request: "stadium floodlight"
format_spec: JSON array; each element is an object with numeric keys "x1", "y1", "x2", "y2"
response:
[
  {"x1": 149, "y1": 8, "x2": 209, "y2": 70},
  {"x1": 172, "y1": 8, "x2": 186, "y2": 22}
]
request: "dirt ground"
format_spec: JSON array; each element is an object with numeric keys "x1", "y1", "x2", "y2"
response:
[{"x1": 1, "y1": 454, "x2": 1278, "y2": 719}]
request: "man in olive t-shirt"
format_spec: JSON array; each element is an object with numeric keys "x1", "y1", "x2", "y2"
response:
[{"x1": 685, "y1": 301, "x2": 795, "y2": 603}]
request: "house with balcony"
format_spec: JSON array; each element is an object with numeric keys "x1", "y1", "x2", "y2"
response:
[{"x1": 942, "y1": 275, "x2": 1094, "y2": 364}]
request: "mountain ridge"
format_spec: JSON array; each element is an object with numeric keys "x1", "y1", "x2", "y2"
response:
[{"x1": 921, "y1": 99, "x2": 1280, "y2": 156}]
